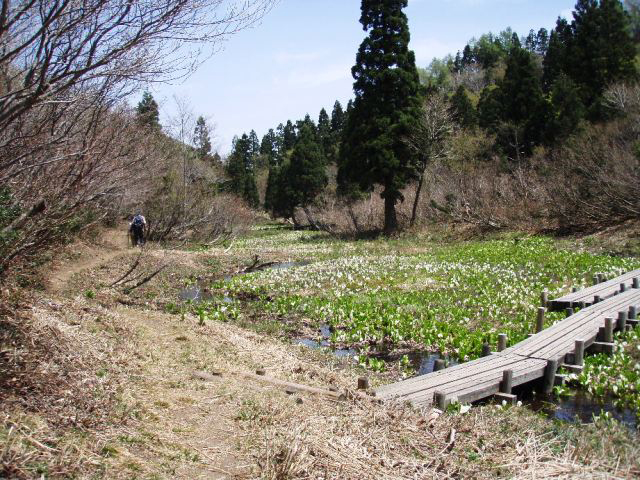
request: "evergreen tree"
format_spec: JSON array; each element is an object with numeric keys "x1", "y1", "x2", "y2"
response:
[
  {"x1": 461, "y1": 44, "x2": 474, "y2": 67},
  {"x1": 192, "y1": 116, "x2": 212, "y2": 160},
  {"x1": 287, "y1": 124, "x2": 328, "y2": 209},
  {"x1": 524, "y1": 29, "x2": 537, "y2": 52},
  {"x1": 536, "y1": 28, "x2": 550, "y2": 55},
  {"x1": 568, "y1": 0, "x2": 636, "y2": 112},
  {"x1": 543, "y1": 1, "x2": 636, "y2": 113},
  {"x1": 477, "y1": 86, "x2": 503, "y2": 131},
  {"x1": 226, "y1": 133, "x2": 259, "y2": 207},
  {"x1": 547, "y1": 73, "x2": 586, "y2": 143},
  {"x1": 248, "y1": 130, "x2": 260, "y2": 158},
  {"x1": 260, "y1": 129, "x2": 278, "y2": 162},
  {"x1": 331, "y1": 101, "x2": 346, "y2": 133},
  {"x1": 243, "y1": 173, "x2": 260, "y2": 208},
  {"x1": 338, "y1": 0, "x2": 423, "y2": 235},
  {"x1": 136, "y1": 91, "x2": 160, "y2": 129},
  {"x1": 542, "y1": 23, "x2": 570, "y2": 91},
  {"x1": 500, "y1": 46, "x2": 545, "y2": 127},
  {"x1": 260, "y1": 129, "x2": 280, "y2": 171},
  {"x1": 295, "y1": 114, "x2": 316, "y2": 139},
  {"x1": 317, "y1": 108, "x2": 332, "y2": 156},
  {"x1": 275, "y1": 123, "x2": 286, "y2": 153},
  {"x1": 498, "y1": 45, "x2": 550, "y2": 153},
  {"x1": 453, "y1": 51, "x2": 463, "y2": 73},
  {"x1": 264, "y1": 164, "x2": 279, "y2": 213},
  {"x1": 450, "y1": 85, "x2": 477, "y2": 128},
  {"x1": 283, "y1": 120, "x2": 297, "y2": 150}
]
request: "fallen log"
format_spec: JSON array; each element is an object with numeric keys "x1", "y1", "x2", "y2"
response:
[{"x1": 193, "y1": 370, "x2": 344, "y2": 400}]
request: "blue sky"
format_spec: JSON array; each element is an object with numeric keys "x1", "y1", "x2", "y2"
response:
[{"x1": 150, "y1": 0, "x2": 577, "y2": 153}]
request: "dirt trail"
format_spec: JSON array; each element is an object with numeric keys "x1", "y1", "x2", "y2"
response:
[
  {"x1": 48, "y1": 226, "x2": 130, "y2": 293},
  {"x1": 42, "y1": 226, "x2": 354, "y2": 478},
  {"x1": 44, "y1": 227, "x2": 250, "y2": 477}
]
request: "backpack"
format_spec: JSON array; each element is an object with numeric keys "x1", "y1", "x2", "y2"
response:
[{"x1": 132, "y1": 215, "x2": 144, "y2": 228}]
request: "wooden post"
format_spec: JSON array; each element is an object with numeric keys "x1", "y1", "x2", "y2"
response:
[
  {"x1": 497, "y1": 334, "x2": 507, "y2": 352},
  {"x1": 357, "y1": 377, "x2": 369, "y2": 390},
  {"x1": 565, "y1": 307, "x2": 574, "y2": 318},
  {"x1": 617, "y1": 311, "x2": 627, "y2": 332},
  {"x1": 597, "y1": 273, "x2": 604, "y2": 284},
  {"x1": 481, "y1": 342, "x2": 491, "y2": 357},
  {"x1": 629, "y1": 305, "x2": 637, "y2": 320},
  {"x1": 434, "y1": 391, "x2": 447, "y2": 410},
  {"x1": 604, "y1": 317, "x2": 614, "y2": 343},
  {"x1": 536, "y1": 307, "x2": 546, "y2": 333},
  {"x1": 572, "y1": 286, "x2": 578, "y2": 293},
  {"x1": 574, "y1": 340, "x2": 584, "y2": 366},
  {"x1": 620, "y1": 283, "x2": 627, "y2": 293},
  {"x1": 633, "y1": 277, "x2": 639, "y2": 289},
  {"x1": 592, "y1": 275, "x2": 599, "y2": 286},
  {"x1": 433, "y1": 359, "x2": 446, "y2": 372},
  {"x1": 540, "y1": 290, "x2": 548, "y2": 308},
  {"x1": 594, "y1": 295, "x2": 601, "y2": 304},
  {"x1": 543, "y1": 360, "x2": 558, "y2": 394},
  {"x1": 500, "y1": 369, "x2": 513, "y2": 394}
]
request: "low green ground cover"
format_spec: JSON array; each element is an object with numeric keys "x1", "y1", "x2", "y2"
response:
[
  {"x1": 198, "y1": 227, "x2": 640, "y2": 368},
  {"x1": 575, "y1": 327, "x2": 640, "y2": 413}
]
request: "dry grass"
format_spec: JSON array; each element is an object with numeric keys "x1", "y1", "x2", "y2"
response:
[{"x1": 2, "y1": 227, "x2": 640, "y2": 478}]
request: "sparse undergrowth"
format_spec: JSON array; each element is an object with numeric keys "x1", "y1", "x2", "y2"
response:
[{"x1": 4, "y1": 223, "x2": 640, "y2": 478}]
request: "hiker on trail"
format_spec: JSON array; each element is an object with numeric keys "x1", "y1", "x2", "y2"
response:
[{"x1": 129, "y1": 213, "x2": 147, "y2": 247}]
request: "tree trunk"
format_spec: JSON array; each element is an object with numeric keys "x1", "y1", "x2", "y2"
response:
[
  {"x1": 410, "y1": 173, "x2": 425, "y2": 227},
  {"x1": 347, "y1": 204, "x2": 361, "y2": 233},
  {"x1": 303, "y1": 206, "x2": 319, "y2": 231},
  {"x1": 383, "y1": 195, "x2": 398, "y2": 236},
  {"x1": 290, "y1": 209, "x2": 300, "y2": 229}
]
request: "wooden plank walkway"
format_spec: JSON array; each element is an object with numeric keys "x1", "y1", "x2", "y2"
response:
[
  {"x1": 549, "y1": 269, "x2": 640, "y2": 311},
  {"x1": 375, "y1": 276, "x2": 640, "y2": 409}
]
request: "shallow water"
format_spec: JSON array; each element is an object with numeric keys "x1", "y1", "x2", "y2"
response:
[
  {"x1": 526, "y1": 392, "x2": 637, "y2": 430},
  {"x1": 393, "y1": 351, "x2": 458, "y2": 375},
  {"x1": 294, "y1": 324, "x2": 358, "y2": 358},
  {"x1": 179, "y1": 285, "x2": 232, "y2": 304},
  {"x1": 261, "y1": 261, "x2": 311, "y2": 271}
]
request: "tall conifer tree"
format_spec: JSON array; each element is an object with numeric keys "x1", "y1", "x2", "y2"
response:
[
  {"x1": 193, "y1": 116, "x2": 212, "y2": 160},
  {"x1": 317, "y1": 108, "x2": 332, "y2": 157},
  {"x1": 331, "y1": 101, "x2": 345, "y2": 133},
  {"x1": 338, "y1": 0, "x2": 423, "y2": 235},
  {"x1": 136, "y1": 91, "x2": 160, "y2": 129}
]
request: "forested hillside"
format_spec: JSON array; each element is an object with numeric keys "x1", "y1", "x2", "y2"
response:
[{"x1": 227, "y1": 0, "x2": 640, "y2": 235}]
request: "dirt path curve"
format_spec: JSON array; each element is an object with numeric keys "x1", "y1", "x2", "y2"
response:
[
  {"x1": 44, "y1": 226, "x2": 254, "y2": 478},
  {"x1": 47, "y1": 226, "x2": 130, "y2": 293}
]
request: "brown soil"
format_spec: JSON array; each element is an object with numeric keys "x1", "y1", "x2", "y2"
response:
[
  {"x1": 3, "y1": 226, "x2": 640, "y2": 479},
  {"x1": 47, "y1": 225, "x2": 130, "y2": 294}
]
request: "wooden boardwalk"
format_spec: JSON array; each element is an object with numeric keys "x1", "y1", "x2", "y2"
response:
[
  {"x1": 375, "y1": 273, "x2": 640, "y2": 409},
  {"x1": 549, "y1": 269, "x2": 640, "y2": 311}
]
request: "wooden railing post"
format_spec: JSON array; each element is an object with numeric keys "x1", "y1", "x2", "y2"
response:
[{"x1": 536, "y1": 307, "x2": 546, "y2": 333}]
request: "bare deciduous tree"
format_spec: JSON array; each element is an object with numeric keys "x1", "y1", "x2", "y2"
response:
[
  {"x1": 0, "y1": 0, "x2": 275, "y2": 274},
  {"x1": 404, "y1": 93, "x2": 453, "y2": 226},
  {"x1": 0, "y1": 0, "x2": 275, "y2": 130}
]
